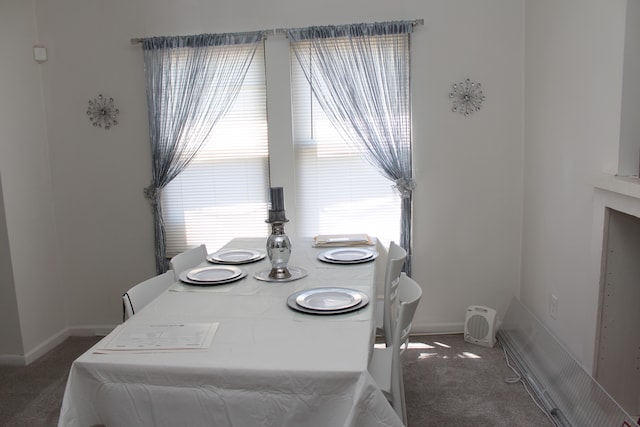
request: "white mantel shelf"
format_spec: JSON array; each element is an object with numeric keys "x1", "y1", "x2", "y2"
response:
[{"x1": 594, "y1": 173, "x2": 640, "y2": 201}]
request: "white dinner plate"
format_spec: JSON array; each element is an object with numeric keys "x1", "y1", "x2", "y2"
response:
[
  {"x1": 287, "y1": 288, "x2": 369, "y2": 315},
  {"x1": 187, "y1": 266, "x2": 242, "y2": 282},
  {"x1": 179, "y1": 266, "x2": 246, "y2": 286},
  {"x1": 207, "y1": 249, "x2": 266, "y2": 265},
  {"x1": 318, "y1": 248, "x2": 378, "y2": 264},
  {"x1": 295, "y1": 287, "x2": 363, "y2": 311}
]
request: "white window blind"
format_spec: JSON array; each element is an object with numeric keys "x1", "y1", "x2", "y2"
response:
[
  {"x1": 162, "y1": 44, "x2": 269, "y2": 256},
  {"x1": 290, "y1": 40, "x2": 401, "y2": 246}
]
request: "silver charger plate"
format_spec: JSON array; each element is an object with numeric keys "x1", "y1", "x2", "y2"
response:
[
  {"x1": 253, "y1": 266, "x2": 308, "y2": 282},
  {"x1": 287, "y1": 288, "x2": 369, "y2": 315},
  {"x1": 295, "y1": 287, "x2": 363, "y2": 311},
  {"x1": 180, "y1": 266, "x2": 246, "y2": 286},
  {"x1": 207, "y1": 249, "x2": 266, "y2": 265},
  {"x1": 318, "y1": 248, "x2": 378, "y2": 264}
]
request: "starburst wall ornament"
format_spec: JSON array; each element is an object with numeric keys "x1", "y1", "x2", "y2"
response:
[
  {"x1": 87, "y1": 94, "x2": 119, "y2": 129},
  {"x1": 449, "y1": 79, "x2": 485, "y2": 116}
]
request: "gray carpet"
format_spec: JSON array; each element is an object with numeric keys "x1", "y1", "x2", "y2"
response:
[
  {"x1": 0, "y1": 336, "x2": 102, "y2": 427},
  {"x1": 0, "y1": 334, "x2": 552, "y2": 426},
  {"x1": 403, "y1": 334, "x2": 553, "y2": 426}
]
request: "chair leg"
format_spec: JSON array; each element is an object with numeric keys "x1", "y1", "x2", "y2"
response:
[
  {"x1": 391, "y1": 357, "x2": 406, "y2": 424},
  {"x1": 399, "y1": 369, "x2": 407, "y2": 425},
  {"x1": 391, "y1": 377, "x2": 407, "y2": 424}
]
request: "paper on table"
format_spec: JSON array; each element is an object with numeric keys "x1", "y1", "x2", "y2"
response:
[
  {"x1": 313, "y1": 234, "x2": 373, "y2": 247},
  {"x1": 96, "y1": 323, "x2": 218, "y2": 352}
]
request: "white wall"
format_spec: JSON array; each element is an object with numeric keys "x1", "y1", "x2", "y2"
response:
[
  {"x1": 1, "y1": 0, "x2": 525, "y2": 357},
  {"x1": 411, "y1": 3, "x2": 524, "y2": 332},
  {"x1": 619, "y1": 0, "x2": 640, "y2": 177},
  {"x1": 523, "y1": 0, "x2": 627, "y2": 371},
  {"x1": 0, "y1": 174, "x2": 22, "y2": 357},
  {"x1": 0, "y1": 0, "x2": 67, "y2": 360}
]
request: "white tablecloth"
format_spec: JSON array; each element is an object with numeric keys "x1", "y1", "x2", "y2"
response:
[{"x1": 58, "y1": 237, "x2": 402, "y2": 427}]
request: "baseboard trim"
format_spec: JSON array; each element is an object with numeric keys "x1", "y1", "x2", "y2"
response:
[
  {"x1": 67, "y1": 324, "x2": 116, "y2": 337},
  {"x1": 1, "y1": 328, "x2": 71, "y2": 367},
  {"x1": 0, "y1": 324, "x2": 117, "y2": 366},
  {"x1": 411, "y1": 322, "x2": 464, "y2": 335},
  {"x1": 23, "y1": 328, "x2": 71, "y2": 365}
]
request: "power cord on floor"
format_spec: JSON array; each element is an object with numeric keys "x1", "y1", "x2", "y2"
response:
[{"x1": 497, "y1": 336, "x2": 561, "y2": 427}]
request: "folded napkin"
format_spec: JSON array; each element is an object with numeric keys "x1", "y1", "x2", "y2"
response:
[{"x1": 313, "y1": 234, "x2": 373, "y2": 247}]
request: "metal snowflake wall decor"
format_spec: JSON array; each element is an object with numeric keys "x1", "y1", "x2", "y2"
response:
[
  {"x1": 87, "y1": 94, "x2": 119, "y2": 129},
  {"x1": 449, "y1": 79, "x2": 485, "y2": 116}
]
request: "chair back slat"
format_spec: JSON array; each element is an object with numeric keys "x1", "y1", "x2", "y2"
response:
[
  {"x1": 169, "y1": 244, "x2": 207, "y2": 279},
  {"x1": 382, "y1": 242, "x2": 407, "y2": 345},
  {"x1": 122, "y1": 271, "x2": 175, "y2": 321}
]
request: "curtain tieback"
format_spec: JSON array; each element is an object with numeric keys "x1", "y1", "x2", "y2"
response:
[
  {"x1": 143, "y1": 184, "x2": 158, "y2": 201},
  {"x1": 394, "y1": 178, "x2": 415, "y2": 199}
]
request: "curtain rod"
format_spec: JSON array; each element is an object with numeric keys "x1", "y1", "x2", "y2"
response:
[
  {"x1": 273, "y1": 18, "x2": 424, "y2": 35},
  {"x1": 129, "y1": 30, "x2": 269, "y2": 45},
  {"x1": 130, "y1": 19, "x2": 424, "y2": 45}
]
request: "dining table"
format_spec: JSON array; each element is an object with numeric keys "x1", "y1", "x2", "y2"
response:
[{"x1": 57, "y1": 237, "x2": 404, "y2": 427}]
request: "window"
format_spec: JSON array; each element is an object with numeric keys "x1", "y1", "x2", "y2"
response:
[
  {"x1": 158, "y1": 28, "x2": 407, "y2": 257},
  {"x1": 290, "y1": 39, "x2": 402, "y2": 246},
  {"x1": 161, "y1": 44, "x2": 269, "y2": 256}
]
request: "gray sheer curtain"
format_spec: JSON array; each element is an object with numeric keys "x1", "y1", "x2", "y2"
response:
[
  {"x1": 287, "y1": 21, "x2": 415, "y2": 274},
  {"x1": 142, "y1": 32, "x2": 265, "y2": 273}
]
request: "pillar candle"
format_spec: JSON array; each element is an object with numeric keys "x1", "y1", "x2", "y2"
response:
[{"x1": 269, "y1": 187, "x2": 285, "y2": 211}]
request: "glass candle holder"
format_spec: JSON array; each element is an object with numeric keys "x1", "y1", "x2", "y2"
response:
[{"x1": 266, "y1": 220, "x2": 291, "y2": 279}]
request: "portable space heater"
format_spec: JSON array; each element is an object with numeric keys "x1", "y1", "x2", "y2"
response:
[{"x1": 464, "y1": 305, "x2": 499, "y2": 348}]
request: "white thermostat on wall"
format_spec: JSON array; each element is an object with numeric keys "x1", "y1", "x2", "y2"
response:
[
  {"x1": 33, "y1": 45, "x2": 47, "y2": 63},
  {"x1": 464, "y1": 305, "x2": 499, "y2": 348}
]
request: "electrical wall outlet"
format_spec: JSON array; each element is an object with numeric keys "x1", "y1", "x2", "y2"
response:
[{"x1": 550, "y1": 294, "x2": 558, "y2": 319}]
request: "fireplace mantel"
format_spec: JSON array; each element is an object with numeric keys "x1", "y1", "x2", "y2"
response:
[{"x1": 586, "y1": 173, "x2": 640, "y2": 375}]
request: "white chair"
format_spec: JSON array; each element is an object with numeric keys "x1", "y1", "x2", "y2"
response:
[
  {"x1": 169, "y1": 244, "x2": 207, "y2": 280},
  {"x1": 368, "y1": 273, "x2": 422, "y2": 425},
  {"x1": 122, "y1": 271, "x2": 175, "y2": 321},
  {"x1": 376, "y1": 241, "x2": 407, "y2": 346}
]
